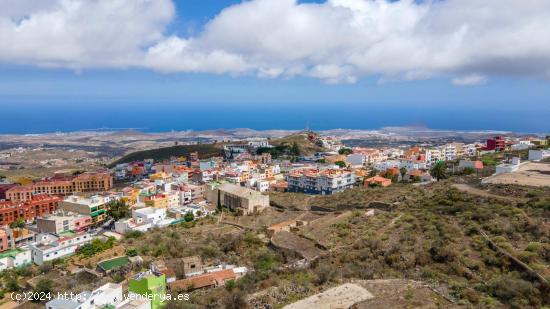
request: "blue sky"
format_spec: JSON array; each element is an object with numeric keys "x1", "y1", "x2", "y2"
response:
[{"x1": 0, "y1": 0, "x2": 549, "y2": 133}]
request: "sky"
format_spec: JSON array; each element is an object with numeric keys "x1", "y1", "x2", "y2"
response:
[{"x1": 0, "y1": 0, "x2": 549, "y2": 133}]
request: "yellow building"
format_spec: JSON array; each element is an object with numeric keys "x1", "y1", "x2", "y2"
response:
[
  {"x1": 149, "y1": 172, "x2": 172, "y2": 182},
  {"x1": 144, "y1": 194, "x2": 169, "y2": 209}
]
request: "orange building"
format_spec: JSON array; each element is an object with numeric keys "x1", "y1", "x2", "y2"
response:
[
  {"x1": 365, "y1": 176, "x2": 392, "y2": 187},
  {"x1": 6, "y1": 185, "x2": 33, "y2": 202},
  {"x1": 0, "y1": 228, "x2": 12, "y2": 252},
  {"x1": 7, "y1": 172, "x2": 112, "y2": 201},
  {"x1": 0, "y1": 195, "x2": 61, "y2": 226}
]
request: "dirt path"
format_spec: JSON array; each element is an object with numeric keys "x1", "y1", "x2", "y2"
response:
[{"x1": 452, "y1": 183, "x2": 527, "y2": 203}]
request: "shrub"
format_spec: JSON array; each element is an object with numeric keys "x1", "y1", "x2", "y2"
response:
[
  {"x1": 125, "y1": 248, "x2": 138, "y2": 257},
  {"x1": 78, "y1": 237, "x2": 115, "y2": 257},
  {"x1": 32, "y1": 278, "x2": 53, "y2": 302}
]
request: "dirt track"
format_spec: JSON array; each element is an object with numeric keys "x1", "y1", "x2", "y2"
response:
[{"x1": 452, "y1": 183, "x2": 527, "y2": 203}]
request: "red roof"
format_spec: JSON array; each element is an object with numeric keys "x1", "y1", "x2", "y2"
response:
[
  {"x1": 169, "y1": 269, "x2": 236, "y2": 291},
  {"x1": 474, "y1": 161, "x2": 484, "y2": 169}
]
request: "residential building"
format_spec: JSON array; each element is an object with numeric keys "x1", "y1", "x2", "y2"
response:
[
  {"x1": 529, "y1": 149, "x2": 550, "y2": 162},
  {"x1": 5, "y1": 185, "x2": 33, "y2": 202},
  {"x1": 0, "y1": 248, "x2": 32, "y2": 271},
  {"x1": 364, "y1": 176, "x2": 392, "y2": 187},
  {"x1": 495, "y1": 157, "x2": 521, "y2": 175},
  {"x1": 0, "y1": 183, "x2": 17, "y2": 200},
  {"x1": 5, "y1": 227, "x2": 35, "y2": 247},
  {"x1": 45, "y1": 283, "x2": 128, "y2": 309},
  {"x1": 169, "y1": 268, "x2": 237, "y2": 292},
  {"x1": 485, "y1": 136, "x2": 506, "y2": 152},
  {"x1": 128, "y1": 270, "x2": 167, "y2": 309},
  {"x1": 425, "y1": 149, "x2": 443, "y2": 165},
  {"x1": 286, "y1": 169, "x2": 355, "y2": 195},
  {"x1": 115, "y1": 207, "x2": 173, "y2": 234},
  {"x1": 36, "y1": 213, "x2": 93, "y2": 234},
  {"x1": 0, "y1": 195, "x2": 61, "y2": 226},
  {"x1": 259, "y1": 153, "x2": 272, "y2": 165},
  {"x1": 29, "y1": 231, "x2": 93, "y2": 265},
  {"x1": 59, "y1": 195, "x2": 116, "y2": 223},
  {"x1": 32, "y1": 171, "x2": 113, "y2": 196},
  {"x1": 0, "y1": 227, "x2": 13, "y2": 252},
  {"x1": 346, "y1": 154, "x2": 367, "y2": 167},
  {"x1": 443, "y1": 144, "x2": 457, "y2": 161},
  {"x1": 206, "y1": 183, "x2": 269, "y2": 215}
]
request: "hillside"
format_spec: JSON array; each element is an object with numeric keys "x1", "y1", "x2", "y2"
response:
[
  {"x1": 109, "y1": 144, "x2": 224, "y2": 167},
  {"x1": 271, "y1": 131, "x2": 328, "y2": 156}
]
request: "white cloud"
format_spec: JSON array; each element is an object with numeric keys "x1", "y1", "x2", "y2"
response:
[
  {"x1": 452, "y1": 74, "x2": 488, "y2": 86},
  {"x1": 0, "y1": 0, "x2": 175, "y2": 69},
  {"x1": 1, "y1": 0, "x2": 550, "y2": 85}
]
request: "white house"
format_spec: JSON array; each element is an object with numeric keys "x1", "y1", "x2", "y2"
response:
[
  {"x1": 529, "y1": 149, "x2": 550, "y2": 162},
  {"x1": 114, "y1": 207, "x2": 173, "y2": 234},
  {"x1": 30, "y1": 232, "x2": 93, "y2": 265},
  {"x1": 45, "y1": 283, "x2": 143, "y2": 309},
  {"x1": 495, "y1": 157, "x2": 521, "y2": 175},
  {"x1": 346, "y1": 154, "x2": 367, "y2": 167},
  {"x1": 0, "y1": 248, "x2": 32, "y2": 271}
]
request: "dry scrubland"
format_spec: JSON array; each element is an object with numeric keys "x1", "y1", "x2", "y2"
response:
[{"x1": 2, "y1": 179, "x2": 549, "y2": 308}]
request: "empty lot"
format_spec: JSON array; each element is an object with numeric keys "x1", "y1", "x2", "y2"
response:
[{"x1": 482, "y1": 162, "x2": 550, "y2": 187}]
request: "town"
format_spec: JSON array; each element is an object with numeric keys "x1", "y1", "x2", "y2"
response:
[{"x1": 0, "y1": 130, "x2": 549, "y2": 308}]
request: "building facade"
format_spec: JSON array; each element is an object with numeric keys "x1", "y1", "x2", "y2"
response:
[
  {"x1": 0, "y1": 195, "x2": 60, "y2": 226},
  {"x1": 286, "y1": 169, "x2": 356, "y2": 195}
]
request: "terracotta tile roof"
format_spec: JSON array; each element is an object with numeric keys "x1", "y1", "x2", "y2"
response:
[{"x1": 169, "y1": 269, "x2": 236, "y2": 291}]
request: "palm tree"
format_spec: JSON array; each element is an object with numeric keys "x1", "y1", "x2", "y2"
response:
[
  {"x1": 399, "y1": 167, "x2": 407, "y2": 181},
  {"x1": 430, "y1": 161, "x2": 448, "y2": 181}
]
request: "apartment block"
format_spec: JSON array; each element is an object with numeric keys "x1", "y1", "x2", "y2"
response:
[
  {"x1": 0, "y1": 195, "x2": 61, "y2": 225},
  {"x1": 59, "y1": 195, "x2": 116, "y2": 223},
  {"x1": 286, "y1": 169, "x2": 355, "y2": 195},
  {"x1": 36, "y1": 213, "x2": 93, "y2": 234},
  {"x1": 206, "y1": 183, "x2": 269, "y2": 215}
]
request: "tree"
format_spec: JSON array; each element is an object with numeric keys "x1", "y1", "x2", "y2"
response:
[
  {"x1": 335, "y1": 161, "x2": 347, "y2": 168},
  {"x1": 125, "y1": 248, "x2": 138, "y2": 257},
  {"x1": 368, "y1": 169, "x2": 379, "y2": 177},
  {"x1": 338, "y1": 148, "x2": 352, "y2": 155},
  {"x1": 184, "y1": 211, "x2": 194, "y2": 222},
  {"x1": 9, "y1": 218, "x2": 25, "y2": 229},
  {"x1": 107, "y1": 200, "x2": 130, "y2": 220},
  {"x1": 430, "y1": 161, "x2": 448, "y2": 181},
  {"x1": 5, "y1": 273, "x2": 20, "y2": 292},
  {"x1": 32, "y1": 278, "x2": 53, "y2": 301},
  {"x1": 290, "y1": 142, "x2": 300, "y2": 156},
  {"x1": 400, "y1": 167, "x2": 407, "y2": 179}
]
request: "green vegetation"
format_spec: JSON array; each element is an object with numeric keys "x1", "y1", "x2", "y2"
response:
[
  {"x1": 184, "y1": 211, "x2": 194, "y2": 222},
  {"x1": 334, "y1": 161, "x2": 347, "y2": 168},
  {"x1": 257, "y1": 141, "x2": 302, "y2": 158},
  {"x1": 32, "y1": 278, "x2": 53, "y2": 302},
  {"x1": 125, "y1": 248, "x2": 138, "y2": 257},
  {"x1": 269, "y1": 133, "x2": 327, "y2": 156},
  {"x1": 338, "y1": 148, "x2": 352, "y2": 155},
  {"x1": 107, "y1": 199, "x2": 130, "y2": 220},
  {"x1": 430, "y1": 161, "x2": 448, "y2": 181},
  {"x1": 109, "y1": 144, "x2": 224, "y2": 167},
  {"x1": 78, "y1": 237, "x2": 115, "y2": 258},
  {"x1": 9, "y1": 218, "x2": 25, "y2": 229}
]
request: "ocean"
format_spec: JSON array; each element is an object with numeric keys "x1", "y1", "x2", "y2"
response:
[{"x1": 0, "y1": 102, "x2": 548, "y2": 134}]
